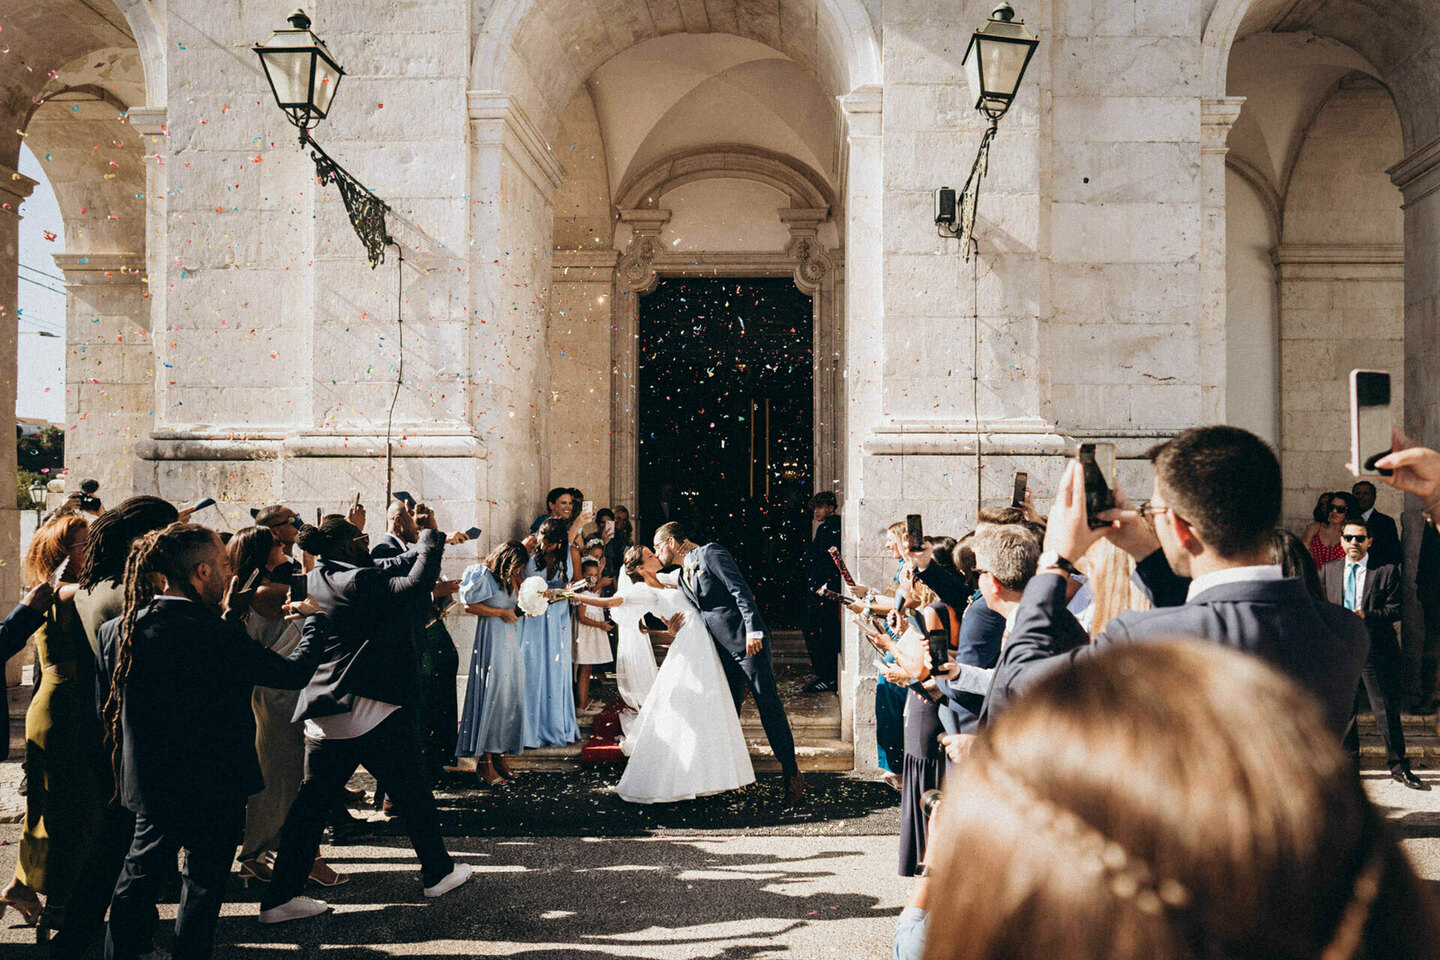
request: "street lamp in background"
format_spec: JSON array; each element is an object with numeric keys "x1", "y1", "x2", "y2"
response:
[
  {"x1": 934, "y1": 3, "x2": 1040, "y2": 256},
  {"x1": 254, "y1": 10, "x2": 393, "y2": 268}
]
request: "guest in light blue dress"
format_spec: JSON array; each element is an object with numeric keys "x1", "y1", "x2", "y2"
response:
[
  {"x1": 456, "y1": 540, "x2": 530, "y2": 784},
  {"x1": 521, "y1": 518, "x2": 582, "y2": 748}
]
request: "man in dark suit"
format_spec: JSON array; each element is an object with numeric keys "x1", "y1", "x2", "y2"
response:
[
  {"x1": 654, "y1": 521, "x2": 804, "y2": 804},
  {"x1": 260, "y1": 511, "x2": 470, "y2": 923},
  {"x1": 802, "y1": 492, "x2": 842, "y2": 692},
  {"x1": 1352, "y1": 480, "x2": 1402, "y2": 569},
  {"x1": 1322, "y1": 519, "x2": 1423, "y2": 788},
  {"x1": 995, "y1": 426, "x2": 1369, "y2": 738},
  {"x1": 103, "y1": 523, "x2": 322, "y2": 960}
]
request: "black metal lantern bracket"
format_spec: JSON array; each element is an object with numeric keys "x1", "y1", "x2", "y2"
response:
[
  {"x1": 933, "y1": 3, "x2": 1039, "y2": 259},
  {"x1": 255, "y1": 10, "x2": 394, "y2": 269}
]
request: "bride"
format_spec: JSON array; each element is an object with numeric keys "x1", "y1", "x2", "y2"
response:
[{"x1": 571, "y1": 546, "x2": 754, "y2": 803}]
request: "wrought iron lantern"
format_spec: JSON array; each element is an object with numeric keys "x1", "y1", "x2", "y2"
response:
[
  {"x1": 934, "y1": 3, "x2": 1040, "y2": 255},
  {"x1": 962, "y1": 3, "x2": 1039, "y2": 121},
  {"x1": 253, "y1": 10, "x2": 345, "y2": 133},
  {"x1": 254, "y1": 10, "x2": 392, "y2": 268}
]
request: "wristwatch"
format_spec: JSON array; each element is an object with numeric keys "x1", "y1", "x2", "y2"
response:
[{"x1": 1037, "y1": 551, "x2": 1078, "y2": 577}]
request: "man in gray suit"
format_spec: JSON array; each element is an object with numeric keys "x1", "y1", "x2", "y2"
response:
[
  {"x1": 654, "y1": 521, "x2": 804, "y2": 805},
  {"x1": 994, "y1": 426, "x2": 1369, "y2": 739},
  {"x1": 1321, "y1": 518, "x2": 1423, "y2": 788}
]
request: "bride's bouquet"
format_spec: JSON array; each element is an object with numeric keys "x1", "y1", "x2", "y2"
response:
[{"x1": 517, "y1": 576, "x2": 552, "y2": 617}]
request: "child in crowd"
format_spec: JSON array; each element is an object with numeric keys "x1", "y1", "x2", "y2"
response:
[{"x1": 573, "y1": 558, "x2": 611, "y2": 714}]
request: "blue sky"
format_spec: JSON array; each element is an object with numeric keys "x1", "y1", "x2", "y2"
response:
[{"x1": 17, "y1": 143, "x2": 66, "y2": 424}]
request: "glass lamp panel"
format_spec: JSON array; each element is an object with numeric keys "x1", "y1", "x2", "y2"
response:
[
  {"x1": 259, "y1": 47, "x2": 314, "y2": 106},
  {"x1": 310, "y1": 51, "x2": 343, "y2": 117},
  {"x1": 963, "y1": 38, "x2": 985, "y2": 110},
  {"x1": 978, "y1": 37, "x2": 1030, "y2": 99}
]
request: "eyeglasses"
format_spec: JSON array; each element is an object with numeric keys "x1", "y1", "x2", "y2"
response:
[
  {"x1": 1136, "y1": 501, "x2": 1170, "y2": 519},
  {"x1": 1341, "y1": 534, "x2": 1368, "y2": 543}
]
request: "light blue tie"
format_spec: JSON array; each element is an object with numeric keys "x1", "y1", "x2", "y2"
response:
[{"x1": 1345, "y1": 563, "x2": 1359, "y2": 611}]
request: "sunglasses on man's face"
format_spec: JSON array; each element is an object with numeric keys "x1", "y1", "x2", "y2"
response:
[{"x1": 1342, "y1": 534, "x2": 1369, "y2": 543}]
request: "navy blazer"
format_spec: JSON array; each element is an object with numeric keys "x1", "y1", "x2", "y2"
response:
[
  {"x1": 1365, "y1": 510, "x2": 1402, "y2": 569},
  {"x1": 677, "y1": 543, "x2": 767, "y2": 657},
  {"x1": 1001, "y1": 551, "x2": 1369, "y2": 737},
  {"x1": 979, "y1": 577, "x2": 1090, "y2": 724},
  {"x1": 1322, "y1": 558, "x2": 1400, "y2": 653},
  {"x1": 294, "y1": 528, "x2": 444, "y2": 721},
  {"x1": 806, "y1": 515, "x2": 842, "y2": 591},
  {"x1": 944, "y1": 594, "x2": 1004, "y2": 733},
  {"x1": 102, "y1": 597, "x2": 322, "y2": 822}
]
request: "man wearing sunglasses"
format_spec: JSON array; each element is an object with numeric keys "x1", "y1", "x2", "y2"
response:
[
  {"x1": 1320, "y1": 520, "x2": 1420, "y2": 788},
  {"x1": 255, "y1": 505, "x2": 304, "y2": 574}
]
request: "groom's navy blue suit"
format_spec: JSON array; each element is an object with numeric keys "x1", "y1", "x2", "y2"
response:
[{"x1": 677, "y1": 543, "x2": 800, "y2": 778}]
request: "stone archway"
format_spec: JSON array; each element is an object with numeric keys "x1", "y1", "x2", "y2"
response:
[{"x1": 605, "y1": 146, "x2": 843, "y2": 514}]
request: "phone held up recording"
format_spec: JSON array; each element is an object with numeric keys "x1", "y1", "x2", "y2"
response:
[
  {"x1": 1011, "y1": 471, "x2": 1028, "y2": 509},
  {"x1": 1077, "y1": 442, "x2": 1116, "y2": 530},
  {"x1": 1350, "y1": 370, "x2": 1393, "y2": 477}
]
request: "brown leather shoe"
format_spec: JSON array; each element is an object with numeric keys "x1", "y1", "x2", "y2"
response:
[{"x1": 784, "y1": 772, "x2": 806, "y2": 806}]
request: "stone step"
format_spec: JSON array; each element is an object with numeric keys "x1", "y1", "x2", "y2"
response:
[{"x1": 486, "y1": 738, "x2": 855, "y2": 774}]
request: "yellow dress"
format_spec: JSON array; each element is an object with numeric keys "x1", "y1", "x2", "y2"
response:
[{"x1": 17, "y1": 599, "x2": 104, "y2": 900}]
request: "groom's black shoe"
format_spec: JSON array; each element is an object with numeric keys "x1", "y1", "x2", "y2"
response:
[{"x1": 784, "y1": 772, "x2": 806, "y2": 806}]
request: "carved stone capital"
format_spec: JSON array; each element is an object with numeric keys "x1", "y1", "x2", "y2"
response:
[
  {"x1": 1389, "y1": 132, "x2": 1440, "y2": 207},
  {"x1": 1200, "y1": 97, "x2": 1246, "y2": 155}
]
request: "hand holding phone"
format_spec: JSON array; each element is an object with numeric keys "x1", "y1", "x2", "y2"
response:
[
  {"x1": 191, "y1": 497, "x2": 216, "y2": 513},
  {"x1": 393, "y1": 490, "x2": 416, "y2": 508},
  {"x1": 1077, "y1": 443, "x2": 1116, "y2": 529},
  {"x1": 1011, "y1": 472, "x2": 1028, "y2": 509}
]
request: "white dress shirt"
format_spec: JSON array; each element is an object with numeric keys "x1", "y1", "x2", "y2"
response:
[{"x1": 1186, "y1": 564, "x2": 1285, "y2": 603}]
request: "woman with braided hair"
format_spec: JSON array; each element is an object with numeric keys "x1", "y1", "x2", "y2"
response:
[
  {"x1": 99, "y1": 523, "x2": 322, "y2": 960},
  {"x1": 916, "y1": 641, "x2": 1440, "y2": 960}
]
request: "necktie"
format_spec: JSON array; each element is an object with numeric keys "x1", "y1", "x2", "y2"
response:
[{"x1": 1345, "y1": 563, "x2": 1359, "y2": 611}]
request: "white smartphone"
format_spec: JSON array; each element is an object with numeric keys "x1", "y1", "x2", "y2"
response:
[
  {"x1": 582, "y1": 499, "x2": 594, "y2": 517},
  {"x1": 1350, "y1": 370, "x2": 1393, "y2": 477}
]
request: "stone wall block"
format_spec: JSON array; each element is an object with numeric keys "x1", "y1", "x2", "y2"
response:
[{"x1": 1050, "y1": 141, "x2": 1199, "y2": 204}]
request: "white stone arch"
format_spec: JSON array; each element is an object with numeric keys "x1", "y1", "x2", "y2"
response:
[{"x1": 111, "y1": 0, "x2": 167, "y2": 108}]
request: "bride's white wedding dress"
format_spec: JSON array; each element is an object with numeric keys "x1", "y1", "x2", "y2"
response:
[{"x1": 613, "y1": 571, "x2": 755, "y2": 804}]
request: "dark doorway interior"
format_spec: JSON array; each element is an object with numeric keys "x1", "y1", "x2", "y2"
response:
[{"x1": 638, "y1": 277, "x2": 813, "y2": 629}]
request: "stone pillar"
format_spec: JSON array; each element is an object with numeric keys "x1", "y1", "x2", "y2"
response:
[
  {"x1": 549, "y1": 249, "x2": 617, "y2": 502},
  {"x1": 1199, "y1": 98, "x2": 1246, "y2": 424},
  {"x1": 53, "y1": 253, "x2": 150, "y2": 500},
  {"x1": 839, "y1": 84, "x2": 882, "y2": 771},
  {"x1": 0, "y1": 161, "x2": 34, "y2": 686},
  {"x1": 1389, "y1": 135, "x2": 1440, "y2": 701},
  {"x1": 610, "y1": 209, "x2": 670, "y2": 517},
  {"x1": 468, "y1": 90, "x2": 566, "y2": 536}
]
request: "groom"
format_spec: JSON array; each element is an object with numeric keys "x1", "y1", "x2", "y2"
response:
[{"x1": 654, "y1": 521, "x2": 805, "y2": 805}]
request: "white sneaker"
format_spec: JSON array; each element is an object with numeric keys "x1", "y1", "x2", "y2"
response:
[
  {"x1": 423, "y1": 862, "x2": 473, "y2": 898},
  {"x1": 258, "y1": 896, "x2": 331, "y2": 924}
]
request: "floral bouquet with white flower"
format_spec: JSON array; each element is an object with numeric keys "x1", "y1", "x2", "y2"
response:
[{"x1": 517, "y1": 576, "x2": 552, "y2": 617}]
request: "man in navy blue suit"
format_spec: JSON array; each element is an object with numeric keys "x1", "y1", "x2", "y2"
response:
[
  {"x1": 654, "y1": 521, "x2": 804, "y2": 805},
  {"x1": 991, "y1": 426, "x2": 1368, "y2": 739}
]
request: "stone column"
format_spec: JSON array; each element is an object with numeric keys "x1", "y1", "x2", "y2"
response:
[
  {"x1": 0, "y1": 161, "x2": 34, "y2": 686},
  {"x1": 549, "y1": 249, "x2": 618, "y2": 502},
  {"x1": 839, "y1": 84, "x2": 882, "y2": 771},
  {"x1": 1389, "y1": 135, "x2": 1440, "y2": 702},
  {"x1": 53, "y1": 253, "x2": 150, "y2": 500},
  {"x1": 610, "y1": 209, "x2": 670, "y2": 518},
  {"x1": 1199, "y1": 97, "x2": 1246, "y2": 423}
]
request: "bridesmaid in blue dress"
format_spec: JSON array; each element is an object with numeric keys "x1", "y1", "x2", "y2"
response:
[
  {"x1": 521, "y1": 517, "x2": 584, "y2": 748},
  {"x1": 456, "y1": 540, "x2": 531, "y2": 786}
]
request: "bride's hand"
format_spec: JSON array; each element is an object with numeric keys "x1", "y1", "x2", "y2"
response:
[{"x1": 665, "y1": 612, "x2": 685, "y2": 633}]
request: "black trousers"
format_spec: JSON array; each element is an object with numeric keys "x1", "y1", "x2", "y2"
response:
[
  {"x1": 715, "y1": 638, "x2": 799, "y2": 779},
  {"x1": 802, "y1": 598, "x2": 840, "y2": 686},
  {"x1": 1344, "y1": 628, "x2": 1408, "y2": 771},
  {"x1": 105, "y1": 806, "x2": 242, "y2": 960},
  {"x1": 50, "y1": 802, "x2": 137, "y2": 959},
  {"x1": 262, "y1": 708, "x2": 452, "y2": 909}
]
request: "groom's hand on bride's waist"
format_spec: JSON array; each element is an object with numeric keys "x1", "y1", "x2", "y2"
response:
[
  {"x1": 745, "y1": 632, "x2": 763, "y2": 657},
  {"x1": 666, "y1": 612, "x2": 686, "y2": 634}
]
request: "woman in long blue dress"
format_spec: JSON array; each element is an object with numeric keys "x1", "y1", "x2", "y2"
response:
[
  {"x1": 520, "y1": 517, "x2": 583, "y2": 748},
  {"x1": 456, "y1": 541, "x2": 530, "y2": 785}
]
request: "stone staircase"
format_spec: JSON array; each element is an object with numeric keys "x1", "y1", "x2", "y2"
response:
[
  {"x1": 501, "y1": 629, "x2": 853, "y2": 773},
  {"x1": 1358, "y1": 710, "x2": 1440, "y2": 766}
]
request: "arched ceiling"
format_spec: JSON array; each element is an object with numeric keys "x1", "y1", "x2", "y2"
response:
[
  {"x1": 1232, "y1": 0, "x2": 1440, "y2": 149},
  {"x1": 474, "y1": 0, "x2": 879, "y2": 142},
  {"x1": 588, "y1": 34, "x2": 836, "y2": 195}
]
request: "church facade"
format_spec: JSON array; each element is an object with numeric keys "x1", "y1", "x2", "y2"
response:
[{"x1": 5, "y1": 0, "x2": 1440, "y2": 764}]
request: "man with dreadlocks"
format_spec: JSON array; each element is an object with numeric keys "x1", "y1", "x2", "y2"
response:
[{"x1": 99, "y1": 523, "x2": 323, "y2": 960}]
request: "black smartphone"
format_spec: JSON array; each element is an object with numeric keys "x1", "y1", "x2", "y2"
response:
[
  {"x1": 190, "y1": 497, "x2": 216, "y2": 513},
  {"x1": 465, "y1": 526, "x2": 482, "y2": 539},
  {"x1": 1350, "y1": 370, "x2": 1393, "y2": 477},
  {"x1": 928, "y1": 628, "x2": 949, "y2": 670},
  {"x1": 1011, "y1": 472, "x2": 1028, "y2": 509},
  {"x1": 353, "y1": 492, "x2": 362, "y2": 509},
  {"x1": 290, "y1": 572, "x2": 308, "y2": 602},
  {"x1": 393, "y1": 490, "x2": 416, "y2": 507},
  {"x1": 315, "y1": 507, "x2": 322, "y2": 525},
  {"x1": 906, "y1": 514, "x2": 924, "y2": 553},
  {"x1": 1077, "y1": 442, "x2": 1116, "y2": 529}
]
